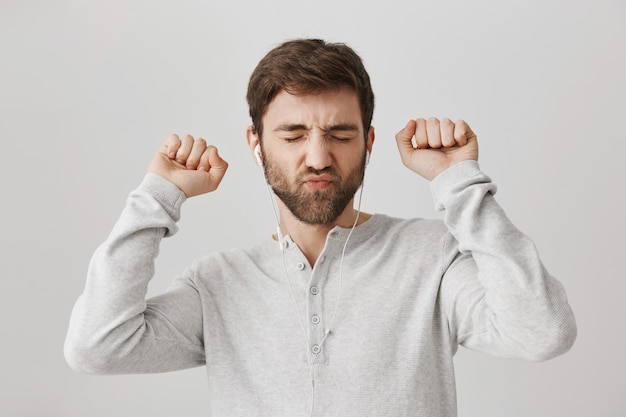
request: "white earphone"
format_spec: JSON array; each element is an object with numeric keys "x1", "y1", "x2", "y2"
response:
[{"x1": 254, "y1": 144, "x2": 263, "y2": 166}]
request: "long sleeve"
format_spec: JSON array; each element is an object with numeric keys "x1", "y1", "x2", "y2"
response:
[
  {"x1": 432, "y1": 161, "x2": 577, "y2": 361},
  {"x1": 64, "y1": 173, "x2": 205, "y2": 374}
]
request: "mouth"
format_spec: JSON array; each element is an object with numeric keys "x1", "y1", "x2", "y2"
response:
[{"x1": 302, "y1": 174, "x2": 334, "y2": 190}]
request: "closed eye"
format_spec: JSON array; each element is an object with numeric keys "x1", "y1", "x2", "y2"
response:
[
  {"x1": 330, "y1": 135, "x2": 353, "y2": 142},
  {"x1": 284, "y1": 135, "x2": 304, "y2": 142}
]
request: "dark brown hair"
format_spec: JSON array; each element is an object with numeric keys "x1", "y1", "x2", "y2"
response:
[{"x1": 246, "y1": 39, "x2": 375, "y2": 139}]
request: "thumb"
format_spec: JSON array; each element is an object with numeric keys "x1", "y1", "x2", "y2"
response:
[
  {"x1": 395, "y1": 119, "x2": 417, "y2": 155},
  {"x1": 206, "y1": 146, "x2": 229, "y2": 185}
]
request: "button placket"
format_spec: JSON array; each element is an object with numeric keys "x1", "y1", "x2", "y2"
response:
[{"x1": 307, "y1": 252, "x2": 331, "y2": 364}]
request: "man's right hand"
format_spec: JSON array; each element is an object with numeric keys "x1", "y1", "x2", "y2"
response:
[{"x1": 148, "y1": 134, "x2": 228, "y2": 198}]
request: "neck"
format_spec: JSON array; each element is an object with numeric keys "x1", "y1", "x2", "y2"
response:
[{"x1": 275, "y1": 199, "x2": 371, "y2": 266}]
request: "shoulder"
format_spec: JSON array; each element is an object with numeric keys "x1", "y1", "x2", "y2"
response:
[
  {"x1": 186, "y1": 238, "x2": 283, "y2": 289},
  {"x1": 192, "y1": 239, "x2": 274, "y2": 270},
  {"x1": 373, "y1": 214, "x2": 459, "y2": 264},
  {"x1": 370, "y1": 213, "x2": 449, "y2": 239}
]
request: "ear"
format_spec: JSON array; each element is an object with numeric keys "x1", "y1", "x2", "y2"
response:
[
  {"x1": 246, "y1": 126, "x2": 262, "y2": 165},
  {"x1": 366, "y1": 125, "x2": 375, "y2": 155}
]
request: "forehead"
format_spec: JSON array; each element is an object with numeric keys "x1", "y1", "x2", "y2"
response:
[{"x1": 263, "y1": 88, "x2": 362, "y2": 129}]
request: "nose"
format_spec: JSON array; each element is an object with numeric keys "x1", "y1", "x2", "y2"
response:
[{"x1": 305, "y1": 138, "x2": 332, "y2": 170}]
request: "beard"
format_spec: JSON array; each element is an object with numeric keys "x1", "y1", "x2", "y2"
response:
[{"x1": 264, "y1": 152, "x2": 366, "y2": 225}]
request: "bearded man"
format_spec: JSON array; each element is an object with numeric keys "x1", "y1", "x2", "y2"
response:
[{"x1": 65, "y1": 39, "x2": 576, "y2": 417}]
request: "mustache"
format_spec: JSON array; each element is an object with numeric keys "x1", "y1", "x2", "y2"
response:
[{"x1": 298, "y1": 167, "x2": 340, "y2": 180}]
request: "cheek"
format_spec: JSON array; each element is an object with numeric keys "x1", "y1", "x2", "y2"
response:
[
  {"x1": 264, "y1": 155, "x2": 294, "y2": 184},
  {"x1": 341, "y1": 150, "x2": 367, "y2": 170}
]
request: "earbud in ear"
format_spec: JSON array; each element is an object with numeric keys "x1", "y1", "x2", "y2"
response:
[
  {"x1": 365, "y1": 151, "x2": 371, "y2": 166},
  {"x1": 254, "y1": 144, "x2": 263, "y2": 166}
]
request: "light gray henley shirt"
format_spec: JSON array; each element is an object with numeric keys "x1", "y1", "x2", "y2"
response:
[{"x1": 65, "y1": 161, "x2": 577, "y2": 416}]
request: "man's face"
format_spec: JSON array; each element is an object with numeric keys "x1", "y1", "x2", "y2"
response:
[{"x1": 259, "y1": 88, "x2": 373, "y2": 225}]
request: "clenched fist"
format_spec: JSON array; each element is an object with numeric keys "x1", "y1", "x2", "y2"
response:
[
  {"x1": 148, "y1": 133, "x2": 228, "y2": 197},
  {"x1": 395, "y1": 118, "x2": 478, "y2": 181}
]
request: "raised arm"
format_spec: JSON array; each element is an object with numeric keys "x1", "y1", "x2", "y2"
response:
[
  {"x1": 396, "y1": 118, "x2": 576, "y2": 360},
  {"x1": 64, "y1": 134, "x2": 228, "y2": 374}
]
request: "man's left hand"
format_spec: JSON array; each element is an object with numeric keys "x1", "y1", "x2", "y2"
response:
[{"x1": 395, "y1": 118, "x2": 478, "y2": 181}]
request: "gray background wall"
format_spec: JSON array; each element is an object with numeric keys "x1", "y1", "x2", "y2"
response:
[{"x1": 1, "y1": 0, "x2": 624, "y2": 416}]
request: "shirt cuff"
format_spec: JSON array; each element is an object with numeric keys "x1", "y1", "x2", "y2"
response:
[
  {"x1": 429, "y1": 160, "x2": 492, "y2": 211},
  {"x1": 139, "y1": 173, "x2": 187, "y2": 214}
]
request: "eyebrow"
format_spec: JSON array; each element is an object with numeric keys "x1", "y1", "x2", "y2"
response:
[{"x1": 273, "y1": 123, "x2": 360, "y2": 133}]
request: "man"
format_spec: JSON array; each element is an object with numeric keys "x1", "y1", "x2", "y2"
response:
[{"x1": 65, "y1": 39, "x2": 576, "y2": 416}]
